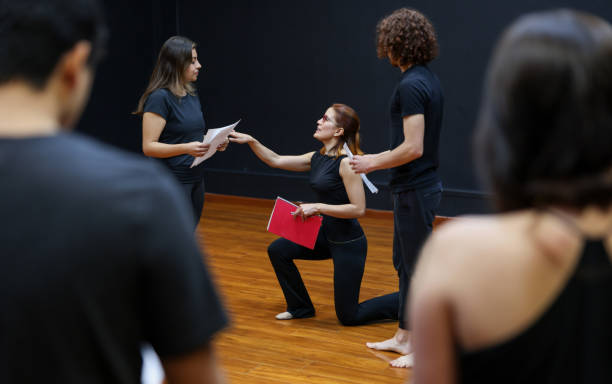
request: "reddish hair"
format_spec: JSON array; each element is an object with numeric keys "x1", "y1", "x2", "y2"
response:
[{"x1": 320, "y1": 103, "x2": 363, "y2": 158}]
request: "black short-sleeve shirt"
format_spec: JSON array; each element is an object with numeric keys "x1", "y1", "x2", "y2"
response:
[
  {"x1": 309, "y1": 151, "x2": 364, "y2": 242},
  {"x1": 0, "y1": 133, "x2": 228, "y2": 383},
  {"x1": 389, "y1": 65, "x2": 443, "y2": 192},
  {"x1": 144, "y1": 88, "x2": 207, "y2": 183}
]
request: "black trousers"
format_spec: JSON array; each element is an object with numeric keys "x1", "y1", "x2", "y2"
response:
[
  {"x1": 179, "y1": 179, "x2": 205, "y2": 229},
  {"x1": 393, "y1": 182, "x2": 442, "y2": 329},
  {"x1": 267, "y1": 233, "x2": 399, "y2": 325}
]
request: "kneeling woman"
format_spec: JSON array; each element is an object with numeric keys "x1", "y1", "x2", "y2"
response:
[{"x1": 230, "y1": 104, "x2": 398, "y2": 325}]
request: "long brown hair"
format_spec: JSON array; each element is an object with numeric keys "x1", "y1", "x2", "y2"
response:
[
  {"x1": 320, "y1": 103, "x2": 364, "y2": 158},
  {"x1": 133, "y1": 36, "x2": 197, "y2": 115}
]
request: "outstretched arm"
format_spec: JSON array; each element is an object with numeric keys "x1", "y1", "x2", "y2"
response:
[
  {"x1": 350, "y1": 114, "x2": 424, "y2": 174},
  {"x1": 294, "y1": 158, "x2": 366, "y2": 220},
  {"x1": 229, "y1": 131, "x2": 313, "y2": 171}
]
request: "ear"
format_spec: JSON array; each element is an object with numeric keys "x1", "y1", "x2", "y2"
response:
[
  {"x1": 334, "y1": 127, "x2": 345, "y2": 137},
  {"x1": 58, "y1": 41, "x2": 92, "y2": 89}
]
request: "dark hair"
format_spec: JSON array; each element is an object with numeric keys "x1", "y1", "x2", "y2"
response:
[
  {"x1": 376, "y1": 8, "x2": 438, "y2": 67},
  {"x1": 320, "y1": 103, "x2": 364, "y2": 158},
  {"x1": 0, "y1": 0, "x2": 107, "y2": 89},
  {"x1": 475, "y1": 9, "x2": 612, "y2": 211},
  {"x1": 134, "y1": 36, "x2": 197, "y2": 114}
]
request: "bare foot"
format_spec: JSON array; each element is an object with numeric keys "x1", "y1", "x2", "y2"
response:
[
  {"x1": 275, "y1": 311, "x2": 293, "y2": 320},
  {"x1": 390, "y1": 354, "x2": 413, "y2": 368},
  {"x1": 365, "y1": 328, "x2": 411, "y2": 355}
]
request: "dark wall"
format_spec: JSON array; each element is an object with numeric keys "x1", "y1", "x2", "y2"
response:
[{"x1": 78, "y1": 0, "x2": 612, "y2": 216}]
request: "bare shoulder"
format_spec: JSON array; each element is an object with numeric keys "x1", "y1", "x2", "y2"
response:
[
  {"x1": 339, "y1": 156, "x2": 357, "y2": 175},
  {"x1": 414, "y1": 214, "x2": 526, "y2": 291},
  {"x1": 424, "y1": 215, "x2": 508, "y2": 260}
]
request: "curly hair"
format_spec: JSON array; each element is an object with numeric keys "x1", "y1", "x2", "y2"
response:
[{"x1": 376, "y1": 8, "x2": 438, "y2": 67}]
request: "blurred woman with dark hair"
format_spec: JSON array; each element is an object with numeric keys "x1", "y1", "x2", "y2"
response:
[
  {"x1": 409, "y1": 9, "x2": 612, "y2": 384},
  {"x1": 229, "y1": 104, "x2": 398, "y2": 325},
  {"x1": 135, "y1": 36, "x2": 227, "y2": 228}
]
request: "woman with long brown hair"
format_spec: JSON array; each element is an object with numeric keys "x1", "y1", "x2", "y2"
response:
[
  {"x1": 229, "y1": 104, "x2": 399, "y2": 325},
  {"x1": 135, "y1": 36, "x2": 226, "y2": 228}
]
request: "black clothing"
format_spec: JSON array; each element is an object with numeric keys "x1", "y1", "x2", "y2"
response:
[
  {"x1": 0, "y1": 133, "x2": 228, "y2": 384},
  {"x1": 387, "y1": 64, "x2": 444, "y2": 329},
  {"x1": 268, "y1": 152, "x2": 397, "y2": 324},
  {"x1": 393, "y1": 182, "x2": 442, "y2": 329},
  {"x1": 143, "y1": 88, "x2": 206, "y2": 184},
  {"x1": 459, "y1": 239, "x2": 612, "y2": 384},
  {"x1": 309, "y1": 151, "x2": 364, "y2": 242},
  {"x1": 268, "y1": 235, "x2": 398, "y2": 325},
  {"x1": 389, "y1": 64, "x2": 443, "y2": 192},
  {"x1": 179, "y1": 179, "x2": 205, "y2": 226}
]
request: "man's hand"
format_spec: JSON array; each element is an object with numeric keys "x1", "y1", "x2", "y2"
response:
[{"x1": 349, "y1": 154, "x2": 376, "y2": 174}]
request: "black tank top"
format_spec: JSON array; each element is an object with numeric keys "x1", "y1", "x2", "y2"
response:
[
  {"x1": 459, "y1": 238, "x2": 612, "y2": 383},
  {"x1": 309, "y1": 151, "x2": 364, "y2": 243}
]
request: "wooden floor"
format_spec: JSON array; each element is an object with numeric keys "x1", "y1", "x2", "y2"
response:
[{"x1": 197, "y1": 194, "x2": 411, "y2": 384}]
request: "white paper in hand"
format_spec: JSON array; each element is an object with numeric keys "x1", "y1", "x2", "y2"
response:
[
  {"x1": 190, "y1": 120, "x2": 241, "y2": 168},
  {"x1": 343, "y1": 143, "x2": 378, "y2": 194}
]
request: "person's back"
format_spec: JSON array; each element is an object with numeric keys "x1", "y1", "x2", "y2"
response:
[
  {"x1": 0, "y1": 1, "x2": 227, "y2": 382},
  {"x1": 413, "y1": 212, "x2": 612, "y2": 383},
  {"x1": 409, "y1": 9, "x2": 612, "y2": 384},
  {"x1": 0, "y1": 134, "x2": 227, "y2": 383}
]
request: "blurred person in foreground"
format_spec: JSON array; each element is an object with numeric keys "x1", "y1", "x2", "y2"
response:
[
  {"x1": 0, "y1": 1, "x2": 228, "y2": 383},
  {"x1": 409, "y1": 9, "x2": 612, "y2": 384}
]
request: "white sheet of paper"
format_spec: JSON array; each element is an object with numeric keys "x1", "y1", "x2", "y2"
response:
[
  {"x1": 140, "y1": 344, "x2": 164, "y2": 384},
  {"x1": 343, "y1": 143, "x2": 379, "y2": 194},
  {"x1": 190, "y1": 120, "x2": 241, "y2": 168}
]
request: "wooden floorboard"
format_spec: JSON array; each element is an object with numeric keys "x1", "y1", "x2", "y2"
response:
[{"x1": 198, "y1": 194, "x2": 416, "y2": 383}]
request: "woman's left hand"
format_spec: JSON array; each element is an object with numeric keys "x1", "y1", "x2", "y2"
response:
[
  {"x1": 217, "y1": 137, "x2": 230, "y2": 152},
  {"x1": 292, "y1": 203, "x2": 320, "y2": 221}
]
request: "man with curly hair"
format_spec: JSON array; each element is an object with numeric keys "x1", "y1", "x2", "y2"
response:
[{"x1": 350, "y1": 8, "x2": 444, "y2": 368}]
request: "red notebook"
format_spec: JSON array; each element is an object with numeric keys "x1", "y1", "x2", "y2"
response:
[{"x1": 267, "y1": 197, "x2": 323, "y2": 250}]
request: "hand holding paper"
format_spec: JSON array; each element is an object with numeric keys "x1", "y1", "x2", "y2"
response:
[{"x1": 190, "y1": 120, "x2": 241, "y2": 168}]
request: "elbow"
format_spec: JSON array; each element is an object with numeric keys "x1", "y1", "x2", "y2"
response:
[
  {"x1": 142, "y1": 144, "x2": 152, "y2": 157},
  {"x1": 355, "y1": 206, "x2": 366, "y2": 218},
  {"x1": 411, "y1": 147, "x2": 424, "y2": 160}
]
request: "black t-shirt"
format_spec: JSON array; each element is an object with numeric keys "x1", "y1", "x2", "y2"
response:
[
  {"x1": 144, "y1": 88, "x2": 207, "y2": 183},
  {"x1": 0, "y1": 133, "x2": 228, "y2": 383},
  {"x1": 309, "y1": 151, "x2": 364, "y2": 242},
  {"x1": 389, "y1": 65, "x2": 443, "y2": 192},
  {"x1": 459, "y1": 239, "x2": 612, "y2": 384}
]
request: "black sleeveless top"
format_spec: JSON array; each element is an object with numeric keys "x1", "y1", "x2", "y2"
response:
[
  {"x1": 459, "y1": 239, "x2": 612, "y2": 383},
  {"x1": 309, "y1": 151, "x2": 364, "y2": 243}
]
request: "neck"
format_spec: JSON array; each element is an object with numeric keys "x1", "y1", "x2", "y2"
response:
[
  {"x1": 0, "y1": 82, "x2": 60, "y2": 137},
  {"x1": 400, "y1": 63, "x2": 413, "y2": 73},
  {"x1": 322, "y1": 138, "x2": 342, "y2": 155}
]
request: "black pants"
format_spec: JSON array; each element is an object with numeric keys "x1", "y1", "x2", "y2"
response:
[
  {"x1": 268, "y1": 233, "x2": 398, "y2": 325},
  {"x1": 393, "y1": 182, "x2": 442, "y2": 329},
  {"x1": 179, "y1": 179, "x2": 205, "y2": 229}
]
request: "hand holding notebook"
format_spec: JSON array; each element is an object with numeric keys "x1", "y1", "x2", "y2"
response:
[{"x1": 267, "y1": 197, "x2": 322, "y2": 250}]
